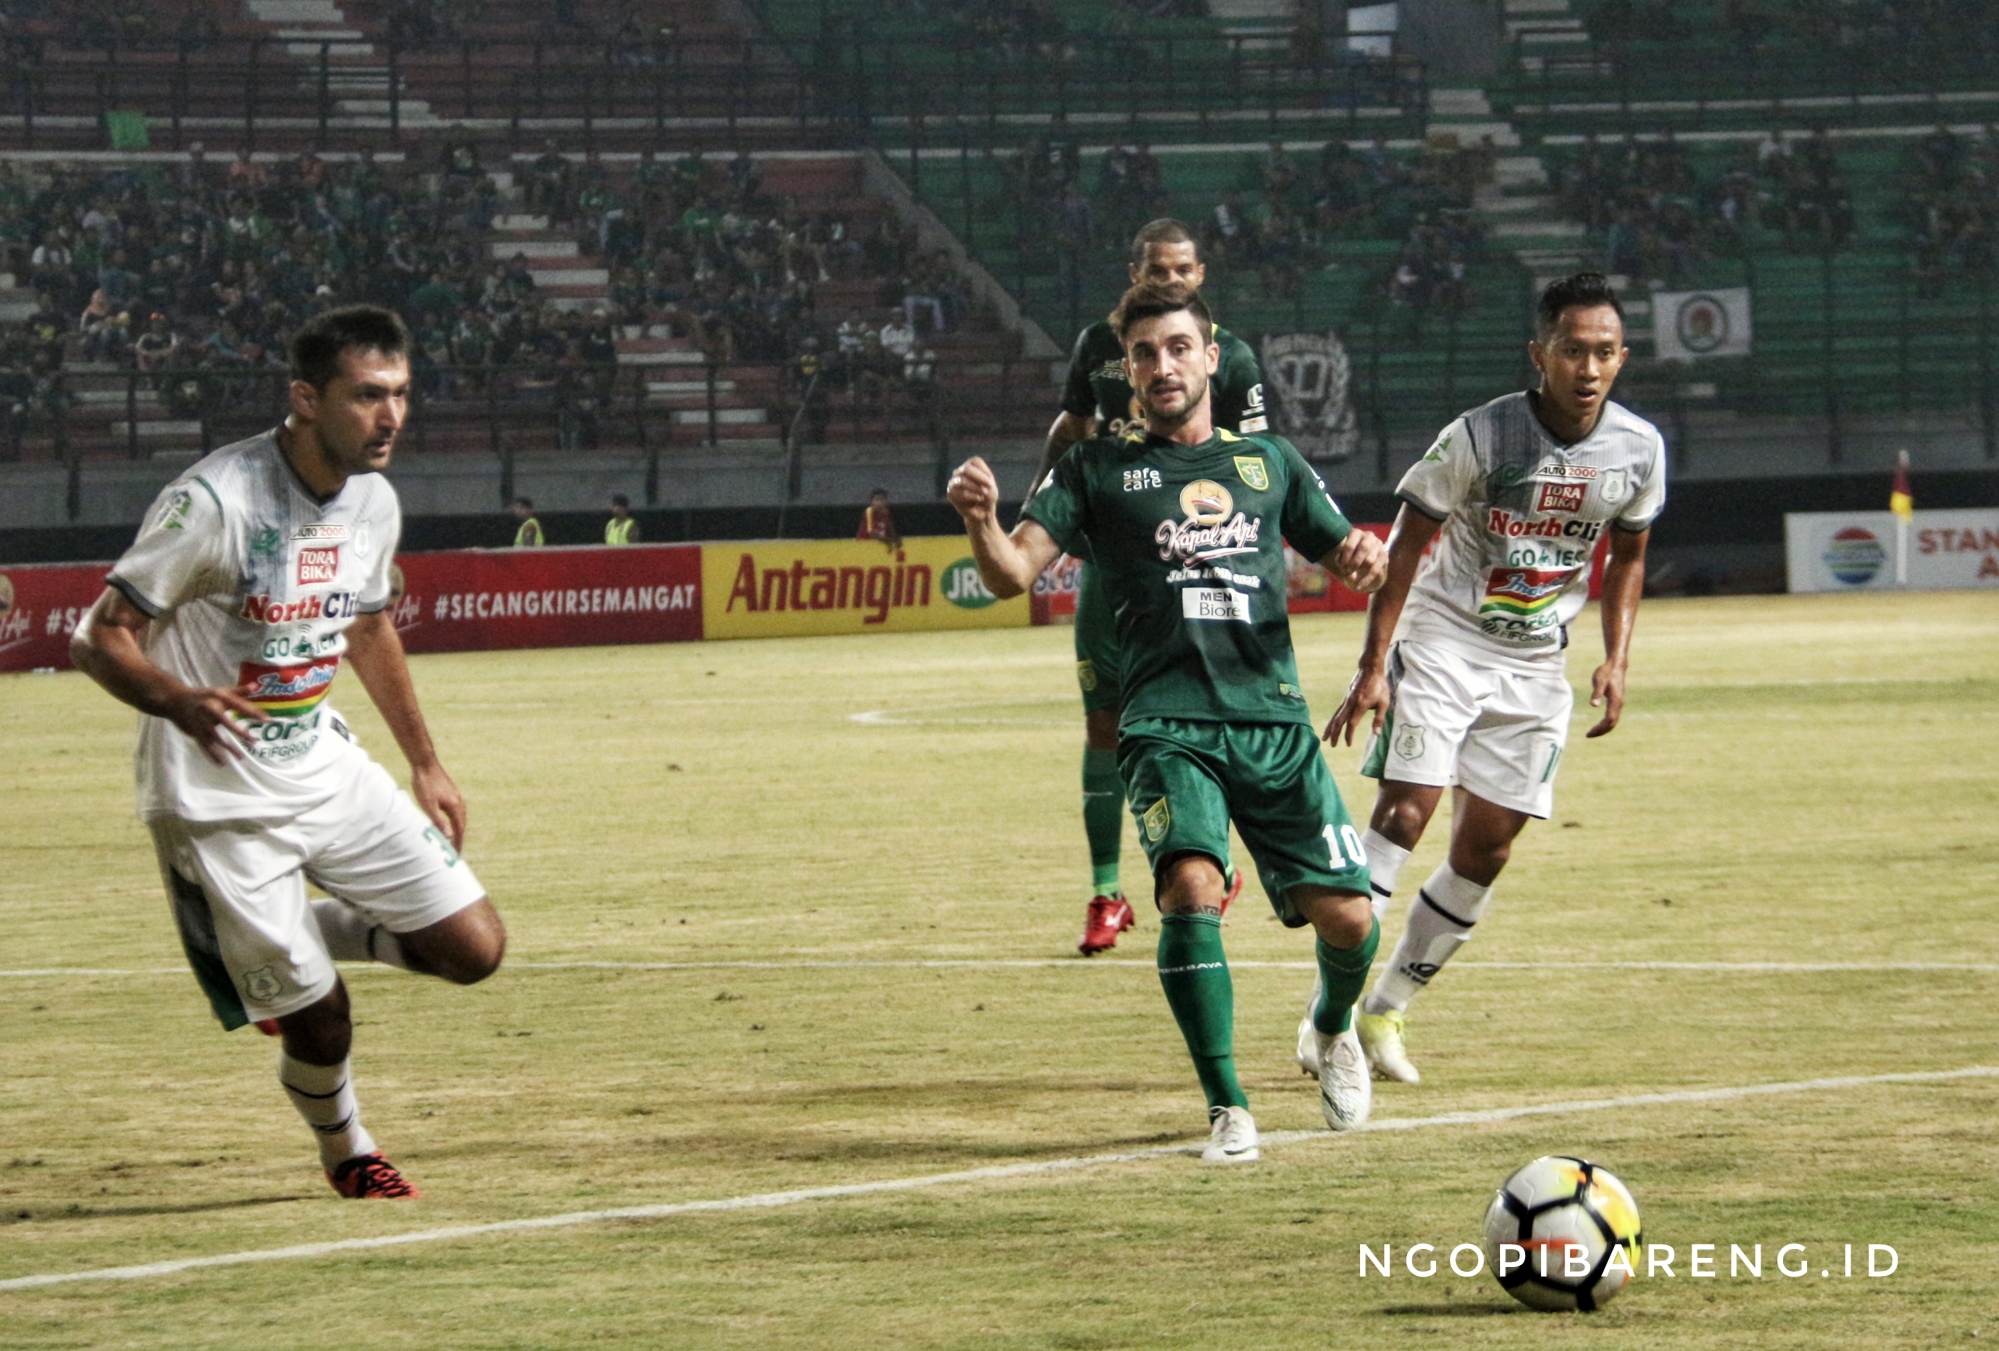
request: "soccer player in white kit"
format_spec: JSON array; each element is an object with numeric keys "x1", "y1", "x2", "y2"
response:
[
  {"x1": 71, "y1": 306, "x2": 506, "y2": 1198},
  {"x1": 1323, "y1": 273, "x2": 1664, "y2": 1085}
]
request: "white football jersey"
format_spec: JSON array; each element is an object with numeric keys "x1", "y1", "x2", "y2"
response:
[
  {"x1": 1395, "y1": 392, "x2": 1665, "y2": 665},
  {"x1": 104, "y1": 429, "x2": 400, "y2": 822}
]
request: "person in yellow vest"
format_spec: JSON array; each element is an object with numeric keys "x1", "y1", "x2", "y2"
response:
[
  {"x1": 511, "y1": 497, "x2": 544, "y2": 548},
  {"x1": 605, "y1": 493, "x2": 641, "y2": 545}
]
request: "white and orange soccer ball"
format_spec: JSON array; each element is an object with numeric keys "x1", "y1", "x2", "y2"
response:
[{"x1": 1481, "y1": 1155, "x2": 1643, "y2": 1311}]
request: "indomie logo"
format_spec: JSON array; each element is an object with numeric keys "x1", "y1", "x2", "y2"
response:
[
  {"x1": 725, "y1": 551, "x2": 932, "y2": 625},
  {"x1": 296, "y1": 545, "x2": 340, "y2": 585}
]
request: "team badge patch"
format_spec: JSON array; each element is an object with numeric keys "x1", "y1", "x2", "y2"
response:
[
  {"x1": 1076, "y1": 659, "x2": 1098, "y2": 693},
  {"x1": 1142, "y1": 796, "x2": 1172, "y2": 843},
  {"x1": 1600, "y1": 468, "x2": 1631, "y2": 506},
  {"x1": 241, "y1": 966, "x2": 284, "y2": 1003},
  {"x1": 1179, "y1": 480, "x2": 1234, "y2": 526},
  {"x1": 1393, "y1": 724, "x2": 1427, "y2": 761},
  {"x1": 1233, "y1": 456, "x2": 1269, "y2": 491}
]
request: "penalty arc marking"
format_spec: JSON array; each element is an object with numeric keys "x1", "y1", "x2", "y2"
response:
[{"x1": 2, "y1": 1064, "x2": 1993, "y2": 1292}]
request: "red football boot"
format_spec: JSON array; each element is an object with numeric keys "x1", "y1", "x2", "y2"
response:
[
  {"x1": 253, "y1": 1019, "x2": 281, "y2": 1036},
  {"x1": 1078, "y1": 892, "x2": 1136, "y2": 956},
  {"x1": 327, "y1": 1152, "x2": 421, "y2": 1199}
]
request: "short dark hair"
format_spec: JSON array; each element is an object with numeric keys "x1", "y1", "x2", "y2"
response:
[
  {"x1": 290, "y1": 305, "x2": 411, "y2": 389},
  {"x1": 1128, "y1": 218, "x2": 1198, "y2": 266},
  {"x1": 611, "y1": 493, "x2": 630, "y2": 509},
  {"x1": 514, "y1": 496, "x2": 534, "y2": 509},
  {"x1": 1110, "y1": 281, "x2": 1213, "y2": 346},
  {"x1": 1536, "y1": 272, "x2": 1624, "y2": 340}
]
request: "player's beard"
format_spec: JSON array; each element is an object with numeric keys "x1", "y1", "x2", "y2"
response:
[{"x1": 1140, "y1": 366, "x2": 1209, "y2": 434}]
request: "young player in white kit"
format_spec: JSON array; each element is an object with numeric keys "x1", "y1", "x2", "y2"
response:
[
  {"x1": 71, "y1": 307, "x2": 506, "y2": 1198},
  {"x1": 1324, "y1": 273, "x2": 1664, "y2": 1085}
]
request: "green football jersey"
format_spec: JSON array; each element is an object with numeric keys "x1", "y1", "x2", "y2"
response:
[
  {"x1": 1024, "y1": 427, "x2": 1352, "y2": 727},
  {"x1": 1060, "y1": 320, "x2": 1267, "y2": 439}
]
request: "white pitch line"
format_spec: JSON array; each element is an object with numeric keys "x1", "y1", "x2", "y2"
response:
[
  {"x1": 2, "y1": 1064, "x2": 1994, "y2": 1293},
  {"x1": 6, "y1": 960, "x2": 1998, "y2": 979}
]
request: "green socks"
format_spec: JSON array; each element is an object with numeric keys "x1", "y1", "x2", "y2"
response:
[
  {"x1": 1157, "y1": 913, "x2": 1247, "y2": 1110},
  {"x1": 1083, "y1": 746, "x2": 1122, "y2": 894},
  {"x1": 1312, "y1": 918, "x2": 1382, "y2": 1035}
]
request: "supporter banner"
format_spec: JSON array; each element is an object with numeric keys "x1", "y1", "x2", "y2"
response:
[
  {"x1": 0, "y1": 562, "x2": 110, "y2": 673},
  {"x1": 393, "y1": 544, "x2": 703, "y2": 652},
  {"x1": 1652, "y1": 287, "x2": 1752, "y2": 360},
  {"x1": 1785, "y1": 509, "x2": 1999, "y2": 592},
  {"x1": 1260, "y1": 331, "x2": 1360, "y2": 461},
  {"x1": 702, "y1": 536, "x2": 1031, "y2": 639}
]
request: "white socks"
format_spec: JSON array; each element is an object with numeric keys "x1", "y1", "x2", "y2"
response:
[
  {"x1": 1361, "y1": 829, "x2": 1411, "y2": 922},
  {"x1": 1364, "y1": 861, "x2": 1493, "y2": 1014},
  {"x1": 278, "y1": 1052, "x2": 377, "y2": 1170},
  {"x1": 310, "y1": 898, "x2": 411, "y2": 970}
]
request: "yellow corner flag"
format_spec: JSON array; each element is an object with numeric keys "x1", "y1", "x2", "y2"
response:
[{"x1": 1890, "y1": 450, "x2": 1914, "y2": 521}]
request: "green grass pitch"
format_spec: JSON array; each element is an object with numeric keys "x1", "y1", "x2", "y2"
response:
[{"x1": 1, "y1": 591, "x2": 1995, "y2": 1348}]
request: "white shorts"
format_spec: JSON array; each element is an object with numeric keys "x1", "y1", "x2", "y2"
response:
[
  {"x1": 149, "y1": 757, "x2": 485, "y2": 1028},
  {"x1": 1359, "y1": 638, "x2": 1573, "y2": 819}
]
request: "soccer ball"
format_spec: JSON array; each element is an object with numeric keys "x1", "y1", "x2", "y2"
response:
[{"x1": 1481, "y1": 1155, "x2": 1642, "y2": 1311}]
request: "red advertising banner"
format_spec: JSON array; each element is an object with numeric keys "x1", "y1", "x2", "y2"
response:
[
  {"x1": 392, "y1": 544, "x2": 703, "y2": 653},
  {"x1": 0, "y1": 562, "x2": 112, "y2": 673}
]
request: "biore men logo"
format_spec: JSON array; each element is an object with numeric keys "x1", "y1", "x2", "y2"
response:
[
  {"x1": 297, "y1": 545, "x2": 340, "y2": 585},
  {"x1": 1181, "y1": 587, "x2": 1251, "y2": 622},
  {"x1": 1823, "y1": 527, "x2": 1885, "y2": 585},
  {"x1": 1180, "y1": 480, "x2": 1233, "y2": 526},
  {"x1": 941, "y1": 558, "x2": 998, "y2": 609},
  {"x1": 241, "y1": 592, "x2": 359, "y2": 623},
  {"x1": 1537, "y1": 482, "x2": 1586, "y2": 514}
]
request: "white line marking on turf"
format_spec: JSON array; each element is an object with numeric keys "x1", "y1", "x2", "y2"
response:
[
  {"x1": 3, "y1": 1064, "x2": 1994, "y2": 1292},
  {"x1": 6, "y1": 960, "x2": 1998, "y2": 979}
]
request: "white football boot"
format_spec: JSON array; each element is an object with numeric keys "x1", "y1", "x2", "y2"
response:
[
  {"x1": 1202, "y1": 1105, "x2": 1260, "y2": 1163},
  {"x1": 1318, "y1": 1027, "x2": 1373, "y2": 1132},
  {"x1": 1295, "y1": 976, "x2": 1329, "y2": 1077},
  {"x1": 1354, "y1": 1007, "x2": 1421, "y2": 1084}
]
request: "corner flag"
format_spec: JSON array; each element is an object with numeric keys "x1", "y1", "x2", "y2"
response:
[{"x1": 1891, "y1": 451, "x2": 1913, "y2": 585}]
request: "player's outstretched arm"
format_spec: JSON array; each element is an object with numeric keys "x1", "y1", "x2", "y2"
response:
[
  {"x1": 70, "y1": 587, "x2": 267, "y2": 764},
  {"x1": 1325, "y1": 506, "x2": 1442, "y2": 747},
  {"x1": 344, "y1": 610, "x2": 467, "y2": 848},
  {"x1": 948, "y1": 455, "x2": 1062, "y2": 599},
  {"x1": 1587, "y1": 524, "x2": 1650, "y2": 738}
]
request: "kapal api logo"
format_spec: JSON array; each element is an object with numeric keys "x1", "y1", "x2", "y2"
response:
[{"x1": 1180, "y1": 479, "x2": 1234, "y2": 526}]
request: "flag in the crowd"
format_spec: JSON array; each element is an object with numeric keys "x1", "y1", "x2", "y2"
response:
[{"x1": 1890, "y1": 450, "x2": 1913, "y2": 522}]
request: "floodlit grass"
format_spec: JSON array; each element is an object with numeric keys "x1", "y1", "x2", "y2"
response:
[{"x1": 1, "y1": 591, "x2": 1995, "y2": 1348}]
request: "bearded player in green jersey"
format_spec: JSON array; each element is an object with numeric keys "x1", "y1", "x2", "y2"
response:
[
  {"x1": 1032, "y1": 218, "x2": 1268, "y2": 956},
  {"x1": 951, "y1": 282, "x2": 1387, "y2": 1161}
]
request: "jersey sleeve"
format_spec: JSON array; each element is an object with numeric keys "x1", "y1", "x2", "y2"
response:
[
  {"x1": 1274, "y1": 436, "x2": 1352, "y2": 560},
  {"x1": 1615, "y1": 427, "x2": 1668, "y2": 532},
  {"x1": 105, "y1": 478, "x2": 234, "y2": 618},
  {"x1": 1216, "y1": 333, "x2": 1268, "y2": 434},
  {"x1": 1395, "y1": 417, "x2": 1476, "y2": 521},
  {"x1": 1021, "y1": 444, "x2": 1091, "y2": 557},
  {"x1": 1060, "y1": 327, "x2": 1100, "y2": 420},
  {"x1": 356, "y1": 484, "x2": 403, "y2": 613}
]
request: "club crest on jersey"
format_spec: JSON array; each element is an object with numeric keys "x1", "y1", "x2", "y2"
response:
[
  {"x1": 296, "y1": 545, "x2": 341, "y2": 585},
  {"x1": 1393, "y1": 724, "x2": 1426, "y2": 760},
  {"x1": 1180, "y1": 480, "x2": 1233, "y2": 526},
  {"x1": 241, "y1": 966, "x2": 284, "y2": 1003},
  {"x1": 1233, "y1": 456, "x2": 1269, "y2": 491},
  {"x1": 1600, "y1": 468, "x2": 1631, "y2": 506}
]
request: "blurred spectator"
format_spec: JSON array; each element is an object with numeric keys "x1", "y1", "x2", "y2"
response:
[
  {"x1": 604, "y1": 493, "x2": 640, "y2": 545},
  {"x1": 511, "y1": 497, "x2": 544, "y2": 548},
  {"x1": 856, "y1": 488, "x2": 901, "y2": 550}
]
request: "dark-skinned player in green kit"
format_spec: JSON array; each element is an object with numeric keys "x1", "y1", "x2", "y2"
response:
[
  {"x1": 950, "y1": 282, "x2": 1389, "y2": 1162},
  {"x1": 1031, "y1": 218, "x2": 1268, "y2": 956}
]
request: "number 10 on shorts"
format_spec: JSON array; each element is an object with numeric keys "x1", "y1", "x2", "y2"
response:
[{"x1": 1325, "y1": 823, "x2": 1367, "y2": 871}]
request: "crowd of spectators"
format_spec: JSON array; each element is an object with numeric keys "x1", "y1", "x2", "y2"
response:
[
  {"x1": 1553, "y1": 128, "x2": 1855, "y2": 282},
  {"x1": 1905, "y1": 124, "x2": 1999, "y2": 297}
]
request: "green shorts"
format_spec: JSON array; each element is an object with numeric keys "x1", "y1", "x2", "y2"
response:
[
  {"x1": 1072, "y1": 560, "x2": 1123, "y2": 715},
  {"x1": 1118, "y1": 717, "x2": 1371, "y2": 926}
]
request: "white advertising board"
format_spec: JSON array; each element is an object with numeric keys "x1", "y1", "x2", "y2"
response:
[{"x1": 1785, "y1": 509, "x2": 1999, "y2": 593}]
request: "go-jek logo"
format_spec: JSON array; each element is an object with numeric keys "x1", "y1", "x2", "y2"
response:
[{"x1": 941, "y1": 558, "x2": 998, "y2": 609}]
